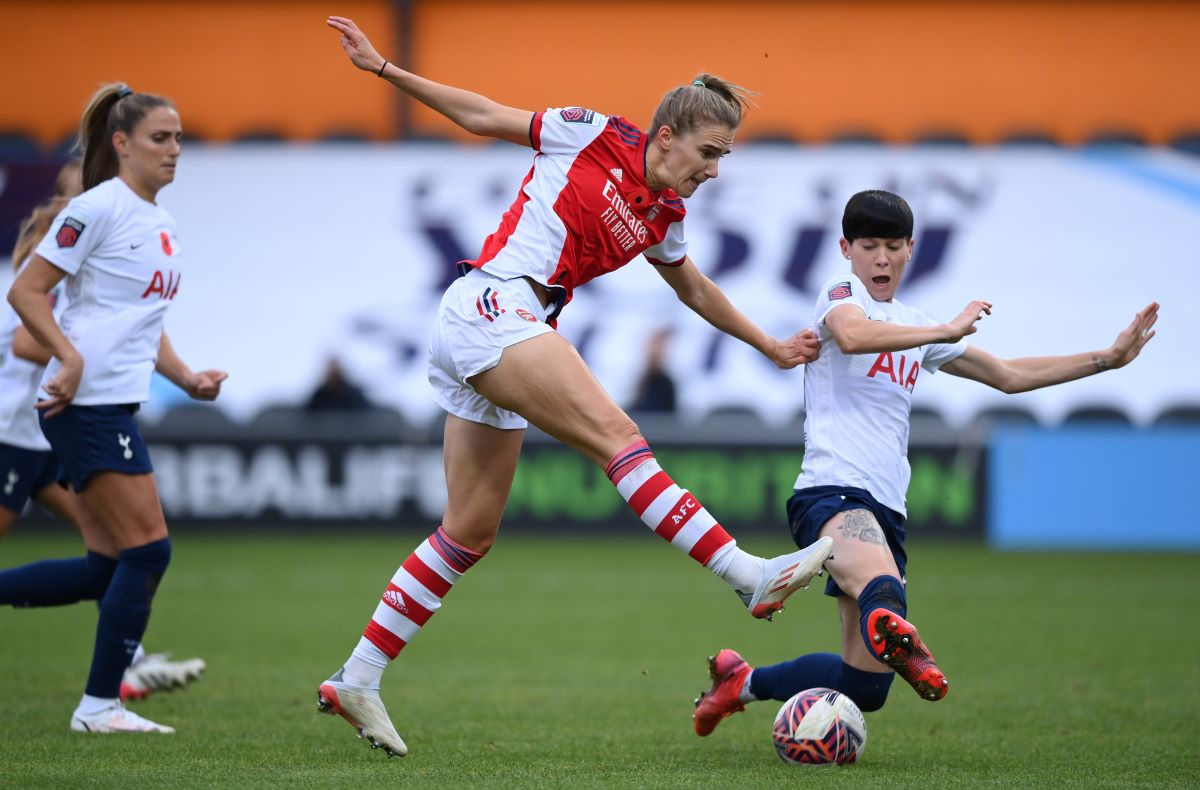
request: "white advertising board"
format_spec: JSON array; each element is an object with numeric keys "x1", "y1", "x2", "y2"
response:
[{"x1": 10, "y1": 144, "x2": 1196, "y2": 427}]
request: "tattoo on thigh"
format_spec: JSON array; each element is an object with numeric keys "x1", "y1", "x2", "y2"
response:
[{"x1": 838, "y1": 509, "x2": 886, "y2": 546}]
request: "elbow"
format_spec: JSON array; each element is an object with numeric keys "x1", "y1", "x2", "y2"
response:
[{"x1": 832, "y1": 333, "x2": 860, "y2": 355}]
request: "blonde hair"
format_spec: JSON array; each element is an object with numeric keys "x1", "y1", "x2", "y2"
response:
[
  {"x1": 78, "y1": 83, "x2": 174, "y2": 190},
  {"x1": 649, "y1": 74, "x2": 755, "y2": 137},
  {"x1": 11, "y1": 159, "x2": 82, "y2": 271}
]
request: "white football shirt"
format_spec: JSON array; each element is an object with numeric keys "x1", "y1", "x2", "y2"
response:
[
  {"x1": 34, "y1": 177, "x2": 183, "y2": 405},
  {"x1": 0, "y1": 260, "x2": 66, "y2": 450},
  {"x1": 795, "y1": 273, "x2": 967, "y2": 516}
]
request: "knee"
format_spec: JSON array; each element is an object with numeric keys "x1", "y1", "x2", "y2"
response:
[{"x1": 82, "y1": 551, "x2": 119, "y2": 599}]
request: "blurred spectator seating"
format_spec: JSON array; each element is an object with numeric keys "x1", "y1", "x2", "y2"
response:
[
  {"x1": 1152, "y1": 404, "x2": 1200, "y2": 427},
  {"x1": 232, "y1": 129, "x2": 287, "y2": 144},
  {"x1": 965, "y1": 405, "x2": 1041, "y2": 441},
  {"x1": 998, "y1": 130, "x2": 1061, "y2": 148},
  {"x1": 909, "y1": 404, "x2": 956, "y2": 443},
  {"x1": 699, "y1": 405, "x2": 770, "y2": 438},
  {"x1": 745, "y1": 130, "x2": 802, "y2": 146},
  {"x1": 1061, "y1": 404, "x2": 1132, "y2": 425},
  {"x1": 827, "y1": 130, "x2": 883, "y2": 146},
  {"x1": 1084, "y1": 130, "x2": 1147, "y2": 148},
  {"x1": 0, "y1": 131, "x2": 42, "y2": 162},
  {"x1": 912, "y1": 130, "x2": 971, "y2": 147},
  {"x1": 250, "y1": 403, "x2": 411, "y2": 440},
  {"x1": 318, "y1": 130, "x2": 372, "y2": 143},
  {"x1": 149, "y1": 404, "x2": 239, "y2": 438},
  {"x1": 1170, "y1": 132, "x2": 1200, "y2": 158}
]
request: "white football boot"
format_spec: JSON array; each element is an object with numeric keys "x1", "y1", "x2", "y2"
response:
[
  {"x1": 741, "y1": 536, "x2": 835, "y2": 620},
  {"x1": 317, "y1": 670, "x2": 408, "y2": 758},
  {"x1": 70, "y1": 702, "x2": 175, "y2": 733},
  {"x1": 121, "y1": 653, "x2": 206, "y2": 701}
]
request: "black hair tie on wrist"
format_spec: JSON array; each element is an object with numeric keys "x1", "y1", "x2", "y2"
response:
[{"x1": 376, "y1": 60, "x2": 389, "y2": 78}]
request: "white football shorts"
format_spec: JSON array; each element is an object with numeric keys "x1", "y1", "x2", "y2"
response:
[{"x1": 428, "y1": 268, "x2": 555, "y2": 429}]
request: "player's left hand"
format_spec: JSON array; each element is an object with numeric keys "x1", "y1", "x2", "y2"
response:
[
  {"x1": 1105, "y1": 302, "x2": 1159, "y2": 369},
  {"x1": 327, "y1": 15, "x2": 386, "y2": 75},
  {"x1": 185, "y1": 370, "x2": 228, "y2": 401},
  {"x1": 770, "y1": 329, "x2": 821, "y2": 369}
]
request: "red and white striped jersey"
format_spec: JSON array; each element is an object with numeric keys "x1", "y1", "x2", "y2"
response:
[{"x1": 462, "y1": 107, "x2": 688, "y2": 322}]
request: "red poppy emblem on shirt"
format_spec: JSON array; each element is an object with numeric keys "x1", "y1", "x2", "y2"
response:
[
  {"x1": 56, "y1": 217, "x2": 85, "y2": 248},
  {"x1": 828, "y1": 281, "x2": 852, "y2": 300},
  {"x1": 160, "y1": 231, "x2": 173, "y2": 256}
]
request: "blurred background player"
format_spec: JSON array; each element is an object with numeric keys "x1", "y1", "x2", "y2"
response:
[
  {"x1": 315, "y1": 15, "x2": 834, "y2": 758},
  {"x1": 5, "y1": 83, "x2": 226, "y2": 733},
  {"x1": 0, "y1": 158, "x2": 206, "y2": 704},
  {"x1": 693, "y1": 189, "x2": 1158, "y2": 734}
]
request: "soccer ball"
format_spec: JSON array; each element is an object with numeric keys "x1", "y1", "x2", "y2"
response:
[{"x1": 772, "y1": 687, "x2": 867, "y2": 766}]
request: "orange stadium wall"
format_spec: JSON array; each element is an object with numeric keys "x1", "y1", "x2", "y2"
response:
[{"x1": 1, "y1": 0, "x2": 1198, "y2": 145}]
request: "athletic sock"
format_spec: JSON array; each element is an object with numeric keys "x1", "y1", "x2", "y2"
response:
[
  {"x1": 85, "y1": 539, "x2": 171, "y2": 699},
  {"x1": 749, "y1": 652, "x2": 895, "y2": 712},
  {"x1": 856, "y1": 574, "x2": 908, "y2": 652},
  {"x1": 0, "y1": 550, "x2": 117, "y2": 607},
  {"x1": 605, "y1": 441, "x2": 750, "y2": 587},
  {"x1": 75, "y1": 693, "x2": 119, "y2": 717},
  {"x1": 344, "y1": 526, "x2": 484, "y2": 688}
]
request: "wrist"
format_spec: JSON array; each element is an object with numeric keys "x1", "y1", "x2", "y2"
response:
[
  {"x1": 1092, "y1": 350, "x2": 1115, "y2": 373},
  {"x1": 376, "y1": 59, "x2": 389, "y2": 78}
]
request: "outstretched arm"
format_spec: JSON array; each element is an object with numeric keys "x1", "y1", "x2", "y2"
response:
[
  {"x1": 941, "y1": 302, "x2": 1158, "y2": 393},
  {"x1": 825, "y1": 299, "x2": 993, "y2": 355},
  {"x1": 327, "y1": 15, "x2": 534, "y2": 146},
  {"x1": 654, "y1": 257, "x2": 819, "y2": 368}
]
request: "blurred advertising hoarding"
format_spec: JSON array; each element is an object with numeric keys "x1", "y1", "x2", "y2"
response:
[
  {"x1": 134, "y1": 435, "x2": 984, "y2": 537},
  {"x1": 3, "y1": 144, "x2": 1196, "y2": 425}
]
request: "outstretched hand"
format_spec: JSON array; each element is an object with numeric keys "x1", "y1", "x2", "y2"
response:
[
  {"x1": 1105, "y1": 302, "x2": 1159, "y2": 369},
  {"x1": 944, "y1": 300, "x2": 993, "y2": 342},
  {"x1": 770, "y1": 329, "x2": 821, "y2": 369},
  {"x1": 327, "y1": 16, "x2": 386, "y2": 74}
]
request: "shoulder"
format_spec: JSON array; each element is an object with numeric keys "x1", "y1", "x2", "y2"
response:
[
  {"x1": 816, "y1": 273, "x2": 868, "y2": 305},
  {"x1": 68, "y1": 178, "x2": 121, "y2": 217}
]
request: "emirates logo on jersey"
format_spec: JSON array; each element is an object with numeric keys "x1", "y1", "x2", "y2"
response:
[{"x1": 609, "y1": 168, "x2": 623, "y2": 183}]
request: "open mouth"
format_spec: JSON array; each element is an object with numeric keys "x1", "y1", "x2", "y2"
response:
[{"x1": 872, "y1": 276, "x2": 891, "y2": 286}]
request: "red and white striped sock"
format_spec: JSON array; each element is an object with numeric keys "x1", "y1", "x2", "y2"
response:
[
  {"x1": 342, "y1": 526, "x2": 484, "y2": 687},
  {"x1": 605, "y1": 441, "x2": 761, "y2": 593}
]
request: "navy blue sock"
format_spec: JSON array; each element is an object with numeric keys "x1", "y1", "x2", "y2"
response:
[
  {"x1": 749, "y1": 652, "x2": 895, "y2": 712},
  {"x1": 856, "y1": 574, "x2": 907, "y2": 654},
  {"x1": 85, "y1": 538, "x2": 171, "y2": 699},
  {"x1": 0, "y1": 551, "x2": 118, "y2": 608}
]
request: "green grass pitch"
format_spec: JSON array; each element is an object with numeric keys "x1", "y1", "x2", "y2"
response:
[{"x1": 1, "y1": 531, "x2": 1197, "y2": 788}]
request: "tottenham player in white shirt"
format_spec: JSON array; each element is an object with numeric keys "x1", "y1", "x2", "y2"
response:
[
  {"x1": 5, "y1": 84, "x2": 226, "y2": 734},
  {"x1": 694, "y1": 190, "x2": 1158, "y2": 735},
  {"x1": 316, "y1": 16, "x2": 834, "y2": 758},
  {"x1": 0, "y1": 160, "x2": 206, "y2": 705}
]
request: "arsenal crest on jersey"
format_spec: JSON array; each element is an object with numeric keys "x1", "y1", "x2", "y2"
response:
[{"x1": 56, "y1": 217, "x2": 86, "y2": 248}]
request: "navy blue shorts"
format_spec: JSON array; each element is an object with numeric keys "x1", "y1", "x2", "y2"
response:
[
  {"x1": 786, "y1": 485, "x2": 908, "y2": 598},
  {"x1": 38, "y1": 404, "x2": 153, "y2": 492},
  {"x1": 0, "y1": 442, "x2": 62, "y2": 514}
]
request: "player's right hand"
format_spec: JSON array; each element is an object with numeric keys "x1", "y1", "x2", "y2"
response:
[
  {"x1": 37, "y1": 353, "x2": 83, "y2": 418},
  {"x1": 944, "y1": 300, "x2": 992, "y2": 342},
  {"x1": 327, "y1": 16, "x2": 385, "y2": 74}
]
